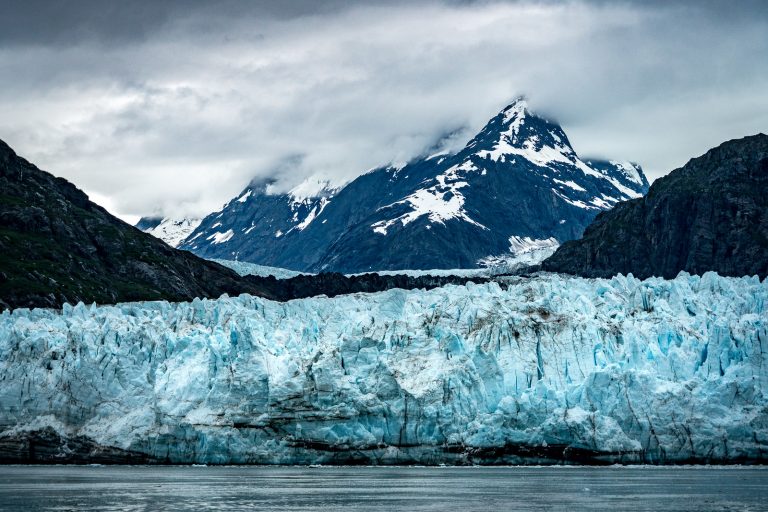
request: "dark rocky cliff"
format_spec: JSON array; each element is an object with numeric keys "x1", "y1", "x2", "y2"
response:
[
  {"x1": 542, "y1": 134, "x2": 768, "y2": 279},
  {"x1": 0, "y1": 139, "x2": 271, "y2": 310}
]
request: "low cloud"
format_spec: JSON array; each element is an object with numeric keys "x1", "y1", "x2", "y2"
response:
[{"x1": 1, "y1": 0, "x2": 766, "y2": 220}]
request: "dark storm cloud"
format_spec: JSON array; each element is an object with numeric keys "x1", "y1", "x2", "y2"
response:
[
  {"x1": 0, "y1": 0, "x2": 766, "y2": 220},
  {"x1": 0, "y1": 0, "x2": 416, "y2": 46}
]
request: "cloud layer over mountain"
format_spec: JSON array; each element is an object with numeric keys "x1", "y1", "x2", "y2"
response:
[{"x1": 1, "y1": 0, "x2": 766, "y2": 220}]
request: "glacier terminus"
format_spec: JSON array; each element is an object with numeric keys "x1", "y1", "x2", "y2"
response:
[{"x1": 1, "y1": 271, "x2": 765, "y2": 465}]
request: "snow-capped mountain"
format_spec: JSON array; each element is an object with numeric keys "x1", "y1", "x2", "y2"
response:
[
  {"x1": 136, "y1": 216, "x2": 202, "y2": 248},
  {"x1": 180, "y1": 98, "x2": 649, "y2": 272}
]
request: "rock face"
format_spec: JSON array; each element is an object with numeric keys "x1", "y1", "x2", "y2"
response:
[
  {"x1": 1, "y1": 272, "x2": 765, "y2": 465},
  {"x1": 0, "y1": 138, "x2": 484, "y2": 310},
  {"x1": 0, "y1": 427, "x2": 156, "y2": 464},
  {"x1": 180, "y1": 99, "x2": 649, "y2": 273},
  {"x1": 543, "y1": 134, "x2": 768, "y2": 279}
]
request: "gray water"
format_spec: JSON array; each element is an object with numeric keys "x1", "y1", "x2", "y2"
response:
[{"x1": 0, "y1": 466, "x2": 766, "y2": 511}]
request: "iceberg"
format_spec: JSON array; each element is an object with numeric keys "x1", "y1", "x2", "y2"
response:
[{"x1": 0, "y1": 272, "x2": 766, "y2": 464}]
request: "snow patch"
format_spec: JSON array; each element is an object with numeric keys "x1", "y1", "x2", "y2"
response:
[
  {"x1": 296, "y1": 197, "x2": 330, "y2": 231},
  {"x1": 610, "y1": 160, "x2": 645, "y2": 186},
  {"x1": 206, "y1": 229, "x2": 234, "y2": 244},
  {"x1": 142, "y1": 217, "x2": 202, "y2": 248},
  {"x1": 236, "y1": 190, "x2": 252, "y2": 203},
  {"x1": 372, "y1": 160, "x2": 487, "y2": 235},
  {"x1": 508, "y1": 236, "x2": 560, "y2": 255},
  {"x1": 288, "y1": 178, "x2": 335, "y2": 205},
  {"x1": 213, "y1": 259, "x2": 308, "y2": 279},
  {"x1": 553, "y1": 189, "x2": 598, "y2": 210},
  {"x1": 553, "y1": 179, "x2": 586, "y2": 192}
]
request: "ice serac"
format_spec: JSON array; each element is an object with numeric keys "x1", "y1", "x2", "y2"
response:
[
  {"x1": 1, "y1": 272, "x2": 766, "y2": 464},
  {"x1": 180, "y1": 98, "x2": 649, "y2": 273}
]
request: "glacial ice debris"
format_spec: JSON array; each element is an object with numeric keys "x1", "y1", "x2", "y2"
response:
[{"x1": 0, "y1": 271, "x2": 766, "y2": 464}]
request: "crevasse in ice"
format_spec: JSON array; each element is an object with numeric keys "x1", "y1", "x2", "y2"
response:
[{"x1": 0, "y1": 272, "x2": 766, "y2": 464}]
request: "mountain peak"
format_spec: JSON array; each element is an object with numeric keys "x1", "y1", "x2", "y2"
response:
[
  {"x1": 466, "y1": 97, "x2": 579, "y2": 167},
  {"x1": 497, "y1": 97, "x2": 530, "y2": 145},
  {"x1": 500, "y1": 96, "x2": 528, "y2": 124},
  {"x1": 182, "y1": 98, "x2": 649, "y2": 272}
]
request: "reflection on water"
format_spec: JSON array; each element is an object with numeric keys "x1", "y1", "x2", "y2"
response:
[{"x1": 0, "y1": 466, "x2": 766, "y2": 511}]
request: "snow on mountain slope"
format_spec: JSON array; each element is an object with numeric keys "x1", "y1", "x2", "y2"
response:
[
  {"x1": 181, "y1": 178, "x2": 338, "y2": 263},
  {"x1": 371, "y1": 160, "x2": 488, "y2": 236},
  {"x1": 136, "y1": 217, "x2": 202, "y2": 248},
  {"x1": 1, "y1": 272, "x2": 765, "y2": 464},
  {"x1": 474, "y1": 100, "x2": 602, "y2": 180},
  {"x1": 179, "y1": 98, "x2": 649, "y2": 272}
]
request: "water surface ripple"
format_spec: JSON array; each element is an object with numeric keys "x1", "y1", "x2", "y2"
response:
[{"x1": 0, "y1": 466, "x2": 766, "y2": 511}]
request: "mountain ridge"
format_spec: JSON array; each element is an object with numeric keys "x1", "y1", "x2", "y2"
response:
[
  {"x1": 177, "y1": 98, "x2": 649, "y2": 272},
  {"x1": 0, "y1": 139, "x2": 490, "y2": 310},
  {"x1": 0, "y1": 138, "x2": 260, "y2": 309},
  {"x1": 542, "y1": 133, "x2": 768, "y2": 279}
]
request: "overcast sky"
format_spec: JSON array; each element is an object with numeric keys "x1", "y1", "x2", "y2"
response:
[{"x1": 1, "y1": 0, "x2": 766, "y2": 222}]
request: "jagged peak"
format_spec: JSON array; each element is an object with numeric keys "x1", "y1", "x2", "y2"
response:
[
  {"x1": 607, "y1": 160, "x2": 646, "y2": 186},
  {"x1": 464, "y1": 96, "x2": 582, "y2": 168},
  {"x1": 456, "y1": 98, "x2": 652, "y2": 198},
  {"x1": 141, "y1": 216, "x2": 203, "y2": 248},
  {"x1": 500, "y1": 96, "x2": 529, "y2": 125},
  {"x1": 467, "y1": 96, "x2": 572, "y2": 154}
]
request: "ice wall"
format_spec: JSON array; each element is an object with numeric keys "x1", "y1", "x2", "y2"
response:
[{"x1": 1, "y1": 272, "x2": 766, "y2": 464}]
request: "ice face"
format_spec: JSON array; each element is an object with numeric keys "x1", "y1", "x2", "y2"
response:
[{"x1": 0, "y1": 272, "x2": 766, "y2": 464}]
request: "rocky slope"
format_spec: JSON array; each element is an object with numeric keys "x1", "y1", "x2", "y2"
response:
[
  {"x1": 1, "y1": 272, "x2": 765, "y2": 464},
  {"x1": 0, "y1": 139, "x2": 483, "y2": 310},
  {"x1": 0, "y1": 139, "x2": 265, "y2": 310},
  {"x1": 180, "y1": 99, "x2": 649, "y2": 272},
  {"x1": 542, "y1": 134, "x2": 768, "y2": 279}
]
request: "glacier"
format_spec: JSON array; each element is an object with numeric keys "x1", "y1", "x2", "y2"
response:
[
  {"x1": 212, "y1": 237, "x2": 558, "y2": 280},
  {"x1": 212, "y1": 259, "x2": 309, "y2": 280},
  {"x1": 0, "y1": 272, "x2": 766, "y2": 465}
]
